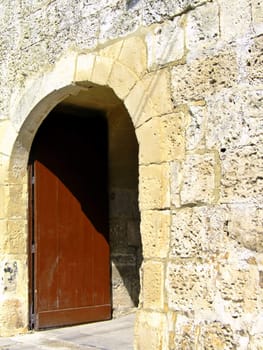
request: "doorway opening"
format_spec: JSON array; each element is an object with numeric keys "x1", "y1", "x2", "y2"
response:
[{"x1": 28, "y1": 87, "x2": 141, "y2": 329}]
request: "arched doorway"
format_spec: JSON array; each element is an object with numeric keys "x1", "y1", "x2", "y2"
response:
[{"x1": 28, "y1": 87, "x2": 141, "y2": 329}]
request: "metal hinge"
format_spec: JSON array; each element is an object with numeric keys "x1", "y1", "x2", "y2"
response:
[
  {"x1": 32, "y1": 176, "x2": 35, "y2": 185},
  {"x1": 32, "y1": 243, "x2": 35, "y2": 254}
]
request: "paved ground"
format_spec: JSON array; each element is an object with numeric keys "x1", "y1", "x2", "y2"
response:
[{"x1": 0, "y1": 314, "x2": 135, "y2": 349}]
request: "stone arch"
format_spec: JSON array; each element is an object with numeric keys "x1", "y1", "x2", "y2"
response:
[{"x1": 3, "y1": 37, "x2": 165, "y2": 334}]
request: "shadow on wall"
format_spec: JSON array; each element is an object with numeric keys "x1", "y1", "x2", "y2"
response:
[{"x1": 110, "y1": 188, "x2": 142, "y2": 313}]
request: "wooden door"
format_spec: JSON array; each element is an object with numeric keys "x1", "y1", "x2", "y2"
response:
[{"x1": 29, "y1": 109, "x2": 111, "y2": 329}]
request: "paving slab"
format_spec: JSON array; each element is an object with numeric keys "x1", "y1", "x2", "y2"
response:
[{"x1": 0, "y1": 314, "x2": 135, "y2": 350}]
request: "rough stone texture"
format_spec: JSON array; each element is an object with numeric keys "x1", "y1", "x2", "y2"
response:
[
  {"x1": 186, "y1": 1, "x2": 220, "y2": 60},
  {"x1": 174, "y1": 152, "x2": 218, "y2": 205},
  {"x1": 136, "y1": 111, "x2": 186, "y2": 164},
  {"x1": 0, "y1": 0, "x2": 262, "y2": 348},
  {"x1": 139, "y1": 163, "x2": 170, "y2": 210},
  {"x1": 172, "y1": 49, "x2": 238, "y2": 105},
  {"x1": 141, "y1": 210, "x2": 170, "y2": 259},
  {"x1": 146, "y1": 16, "x2": 185, "y2": 69},
  {"x1": 220, "y1": 145, "x2": 263, "y2": 203},
  {"x1": 219, "y1": 0, "x2": 252, "y2": 42},
  {"x1": 143, "y1": 260, "x2": 164, "y2": 309}
]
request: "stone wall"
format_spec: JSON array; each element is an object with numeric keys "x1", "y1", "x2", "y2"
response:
[{"x1": 0, "y1": 0, "x2": 262, "y2": 348}]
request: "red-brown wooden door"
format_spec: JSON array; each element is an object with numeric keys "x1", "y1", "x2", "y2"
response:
[{"x1": 29, "y1": 110, "x2": 111, "y2": 329}]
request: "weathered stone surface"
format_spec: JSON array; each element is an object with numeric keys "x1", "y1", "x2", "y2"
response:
[
  {"x1": 227, "y1": 204, "x2": 263, "y2": 252},
  {"x1": 142, "y1": 0, "x2": 212, "y2": 25},
  {"x1": 124, "y1": 80, "x2": 156, "y2": 127},
  {"x1": 172, "y1": 50, "x2": 238, "y2": 104},
  {"x1": 146, "y1": 17, "x2": 185, "y2": 69},
  {"x1": 186, "y1": 2, "x2": 220, "y2": 60},
  {"x1": 108, "y1": 62, "x2": 138, "y2": 99},
  {"x1": 166, "y1": 262, "x2": 216, "y2": 312},
  {"x1": 135, "y1": 310, "x2": 166, "y2": 350},
  {"x1": 246, "y1": 36, "x2": 263, "y2": 84},
  {"x1": 100, "y1": 2, "x2": 142, "y2": 43},
  {"x1": 141, "y1": 210, "x2": 170, "y2": 258},
  {"x1": 7, "y1": 184, "x2": 27, "y2": 219},
  {"x1": 139, "y1": 163, "x2": 170, "y2": 210},
  {"x1": 220, "y1": 145, "x2": 263, "y2": 203},
  {"x1": 179, "y1": 153, "x2": 218, "y2": 205},
  {"x1": 140, "y1": 69, "x2": 174, "y2": 117},
  {"x1": 206, "y1": 88, "x2": 263, "y2": 149},
  {"x1": 0, "y1": 298, "x2": 26, "y2": 336},
  {"x1": 0, "y1": 121, "x2": 17, "y2": 157},
  {"x1": 170, "y1": 206, "x2": 228, "y2": 259},
  {"x1": 251, "y1": 0, "x2": 263, "y2": 35},
  {"x1": 143, "y1": 260, "x2": 164, "y2": 309},
  {"x1": 136, "y1": 111, "x2": 186, "y2": 164},
  {"x1": 219, "y1": 0, "x2": 252, "y2": 42},
  {"x1": 200, "y1": 322, "x2": 236, "y2": 349},
  {"x1": 118, "y1": 36, "x2": 147, "y2": 77},
  {"x1": 186, "y1": 102, "x2": 206, "y2": 150},
  {"x1": 3, "y1": 221, "x2": 27, "y2": 254}
]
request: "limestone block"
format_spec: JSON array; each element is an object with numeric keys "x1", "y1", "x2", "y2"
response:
[
  {"x1": 0, "y1": 185, "x2": 8, "y2": 219},
  {"x1": 143, "y1": 261, "x2": 164, "y2": 309},
  {"x1": 199, "y1": 322, "x2": 235, "y2": 349},
  {"x1": 0, "y1": 121, "x2": 18, "y2": 156},
  {"x1": 170, "y1": 206, "x2": 228, "y2": 259},
  {"x1": 136, "y1": 111, "x2": 186, "y2": 164},
  {"x1": 252, "y1": 0, "x2": 263, "y2": 35},
  {"x1": 75, "y1": 54, "x2": 95, "y2": 83},
  {"x1": 99, "y1": 40, "x2": 123, "y2": 60},
  {"x1": 139, "y1": 163, "x2": 170, "y2": 210},
  {"x1": 179, "y1": 153, "x2": 217, "y2": 205},
  {"x1": 170, "y1": 161, "x2": 182, "y2": 208},
  {"x1": 0, "y1": 298, "x2": 27, "y2": 336},
  {"x1": 216, "y1": 265, "x2": 261, "y2": 319},
  {"x1": 134, "y1": 310, "x2": 166, "y2": 350},
  {"x1": 219, "y1": 0, "x2": 252, "y2": 42},
  {"x1": 227, "y1": 204, "x2": 263, "y2": 252},
  {"x1": 205, "y1": 88, "x2": 263, "y2": 149},
  {"x1": 141, "y1": 210, "x2": 170, "y2": 258},
  {"x1": 246, "y1": 36, "x2": 263, "y2": 84},
  {"x1": 186, "y1": 2, "x2": 220, "y2": 60},
  {"x1": 108, "y1": 62, "x2": 138, "y2": 99},
  {"x1": 3, "y1": 220, "x2": 27, "y2": 254},
  {"x1": 118, "y1": 36, "x2": 147, "y2": 77},
  {"x1": 142, "y1": 0, "x2": 211, "y2": 25},
  {"x1": 7, "y1": 184, "x2": 27, "y2": 219},
  {"x1": 173, "y1": 314, "x2": 196, "y2": 349},
  {"x1": 220, "y1": 145, "x2": 263, "y2": 203},
  {"x1": 8, "y1": 144, "x2": 29, "y2": 185},
  {"x1": 186, "y1": 103, "x2": 206, "y2": 150},
  {"x1": 70, "y1": 15, "x2": 99, "y2": 50},
  {"x1": 146, "y1": 17, "x2": 185, "y2": 70},
  {"x1": 124, "y1": 80, "x2": 156, "y2": 127},
  {"x1": 0, "y1": 221, "x2": 7, "y2": 252},
  {"x1": 172, "y1": 50, "x2": 238, "y2": 104},
  {"x1": 91, "y1": 56, "x2": 113, "y2": 86},
  {"x1": 166, "y1": 262, "x2": 216, "y2": 312},
  {"x1": 99, "y1": 2, "x2": 141, "y2": 43},
  {"x1": 141, "y1": 69, "x2": 173, "y2": 117},
  {"x1": 248, "y1": 335, "x2": 263, "y2": 350}
]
